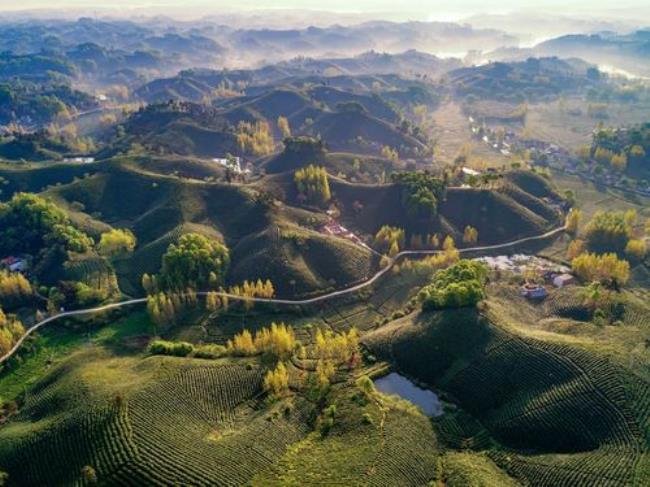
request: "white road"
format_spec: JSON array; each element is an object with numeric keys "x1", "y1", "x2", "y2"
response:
[{"x1": 0, "y1": 225, "x2": 565, "y2": 365}]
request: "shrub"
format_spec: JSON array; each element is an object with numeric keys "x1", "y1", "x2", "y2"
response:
[
  {"x1": 98, "y1": 228, "x2": 137, "y2": 257},
  {"x1": 149, "y1": 339, "x2": 194, "y2": 357},
  {"x1": 193, "y1": 344, "x2": 227, "y2": 359},
  {"x1": 625, "y1": 239, "x2": 646, "y2": 260}
]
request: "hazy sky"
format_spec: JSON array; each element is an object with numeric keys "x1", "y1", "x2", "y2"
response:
[{"x1": 2, "y1": 0, "x2": 649, "y2": 20}]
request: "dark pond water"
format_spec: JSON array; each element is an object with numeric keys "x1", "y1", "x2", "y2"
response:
[{"x1": 374, "y1": 372, "x2": 443, "y2": 417}]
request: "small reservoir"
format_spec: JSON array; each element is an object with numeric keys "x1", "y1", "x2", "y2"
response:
[{"x1": 374, "y1": 372, "x2": 444, "y2": 417}]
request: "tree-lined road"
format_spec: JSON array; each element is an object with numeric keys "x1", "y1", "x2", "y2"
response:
[{"x1": 0, "y1": 225, "x2": 565, "y2": 365}]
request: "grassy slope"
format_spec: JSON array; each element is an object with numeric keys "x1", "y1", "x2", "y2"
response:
[
  {"x1": 303, "y1": 110, "x2": 427, "y2": 157},
  {"x1": 330, "y1": 172, "x2": 561, "y2": 243}
]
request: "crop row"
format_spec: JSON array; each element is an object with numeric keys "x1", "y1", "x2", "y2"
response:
[{"x1": 119, "y1": 360, "x2": 309, "y2": 485}]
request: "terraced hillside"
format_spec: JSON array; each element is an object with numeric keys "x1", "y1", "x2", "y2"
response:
[
  {"x1": 0, "y1": 350, "x2": 312, "y2": 486},
  {"x1": 363, "y1": 284, "x2": 650, "y2": 486},
  {"x1": 1, "y1": 159, "x2": 375, "y2": 297}
]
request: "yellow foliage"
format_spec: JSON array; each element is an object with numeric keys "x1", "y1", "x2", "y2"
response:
[
  {"x1": 277, "y1": 116, "x2": 291, "y2": 138},
  {"x1": 442, "y1": 235, "x2": 456, "y2": 251},
  {"x1": 236, "y1": 121, "x2": 274, "y2": 156},
  {"x1": 227, "y1": 329, "x2": 256, "y2": 356},
  {"x1": 98, "y1": 228, "x2": 136, "y2": 257},
  {"x1": 374, "y1": 226, "x2": 405, "y2": 255},
  {"x1": 566, "y1": 239, "x2": 586, "y2": 260},
  {"x1": 263, "y1": 362, "x2": 290, "y2": 396},
  {"x1": 565, "y1": 208, "x2": 582, "y2": 235},
  {"x1": 314, "y1": 328, "x2": 359, "y2": 364},
  {"x1": 572, "y1": 252, "x2": 630, "y2": 287},
  {"x1": 380, "y1": 145, "x2": 399, "y2": 162},
  {"x1": 611, "y1": 152, "x2": 627, "y2": 172},
  {"x1": 228, "y1": 322, "x2": 297, "y2": 358},
  {"x1": 0, "y1": 270, "x2": 32, "y2": 302},
  {"x1": 625, "y1": 239, "x2": 647, "y2": 260},
  {"x1": 316, "y1": 359, "x2": 336, "y2": 388},
  {"x1": 0, "y1": 306, "x2": 25, "y2": 355},
  {"x1": 253, "y1": 322, "x2": 297, "y2": 358},
  {"x1": 294, "y1": 165, "x2": 331, "y2": 206},
  {"x1": 462, "y1": 226, "x2": 478, "y2": 245}
]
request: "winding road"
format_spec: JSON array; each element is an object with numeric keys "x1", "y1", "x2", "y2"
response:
[{"x1": 0, "y1": 225, "x2": 565, "y2": 365}]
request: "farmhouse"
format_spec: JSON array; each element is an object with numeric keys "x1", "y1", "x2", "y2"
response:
[
  {"x1": 520, "y1": 283, "x2": 548, "y2": 300},
  {"x1": 212, "y1": 156, "x2": 250, "y2": 175},
  {"x1": 553, "y1": 273, "x2": 575, "y2": 288}
]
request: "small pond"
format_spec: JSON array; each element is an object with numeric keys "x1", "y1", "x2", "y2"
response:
[{"x1": 374, "y1": 372, "x2": 443, "y2": 417}]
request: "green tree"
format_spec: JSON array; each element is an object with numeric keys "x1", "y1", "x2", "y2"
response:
[
  {"x1": 160, "y1": 233, "x2": 229, "y2": 290},
  {"x1": 419, "y1": 260, "x2": 487, "y2": 310},
  {"x1": 98, "y1": 228, "x2": 136, "y2": 257}
]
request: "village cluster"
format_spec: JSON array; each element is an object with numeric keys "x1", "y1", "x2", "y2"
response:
[{"x1": 475, "y1": 254, "x2": 574, "y2": 300}]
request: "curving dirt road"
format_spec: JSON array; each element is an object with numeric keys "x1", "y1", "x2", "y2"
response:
[{"x1": 0, "y1": 225, "x2": 565, "y2": 365}]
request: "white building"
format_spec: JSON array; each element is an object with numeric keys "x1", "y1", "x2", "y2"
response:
[{"x1": 212, "y1": 156, "x2": 250, "y2": 175}]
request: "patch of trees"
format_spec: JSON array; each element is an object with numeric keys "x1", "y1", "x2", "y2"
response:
[
  {"x1": 0, "y1": 306, "x2": 24, "y2": 356},
  {"x1": 227, "y1": 322, "x2": 298, "y2": 359},
  {"x1": 0, "y1": 128, "x2": 94, "y2": 161},
  {"x1": 0, "y1": 193, "x2": 93, "y2": 256},
  {"x1": 565, "y1": 208, "x2": 582, "y2": 235},
  {"x1": 419, "y1": 259, "x2": 487, "y2": 311},
  {"x1": 390, "y1": 172, "x2": 446, "y2": 219},
  {"x1": 380, "y1": 145, "x2": 399, "y2": 162},
  {"x1": 98, "y1": 229, "x2": 136, "y2": 257},
  {"x1": 47, "y1": 280, "x2": 108, "y2": 310},
  {"x1": 236, "y1": 121, "x2": 274, "y2": 156},
  {"x1": 571, "y1": 252, "x2": 630, "y2": 288},
  {"x1": 263, "y1": 362, "x2": 290, "y2": 397},
  {"x1": 158, "y1": 233, "x2": 230, "y2": 291},
  {"x1": 395, "y1": 242, "x2": 460, "y2": 276},
  {"x1": 313, "y1": 328, "x2": 359, "y2": 388},
  {"x1": 282, "y1": 136, "x2": 326, "y2": 164},
  {"x1": 226, "y1": 279, "x2": 275, "y2": 310},
  {"x1": 462, "y1": 226, "x2": 478, "y2": 245},
  {"x1": 589, "y1": 123, "x2": 650, "y2": 176},
  {"x1": 374, "y1": 225, "x2": 405, "y2": 256},
  {"x1": 146, "y1": 289, "x2": 198, "y2": 327},
  {"x1": 294, "y1": 165, "x2": 331, "y2": 206},
  {"x1": 584, "y1": 210, "x2": 634, "y2": 254}
]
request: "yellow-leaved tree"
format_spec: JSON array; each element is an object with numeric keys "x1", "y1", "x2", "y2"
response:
[{"x1": 263, "y1": 362, "x2": 290, "y2": 396}]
